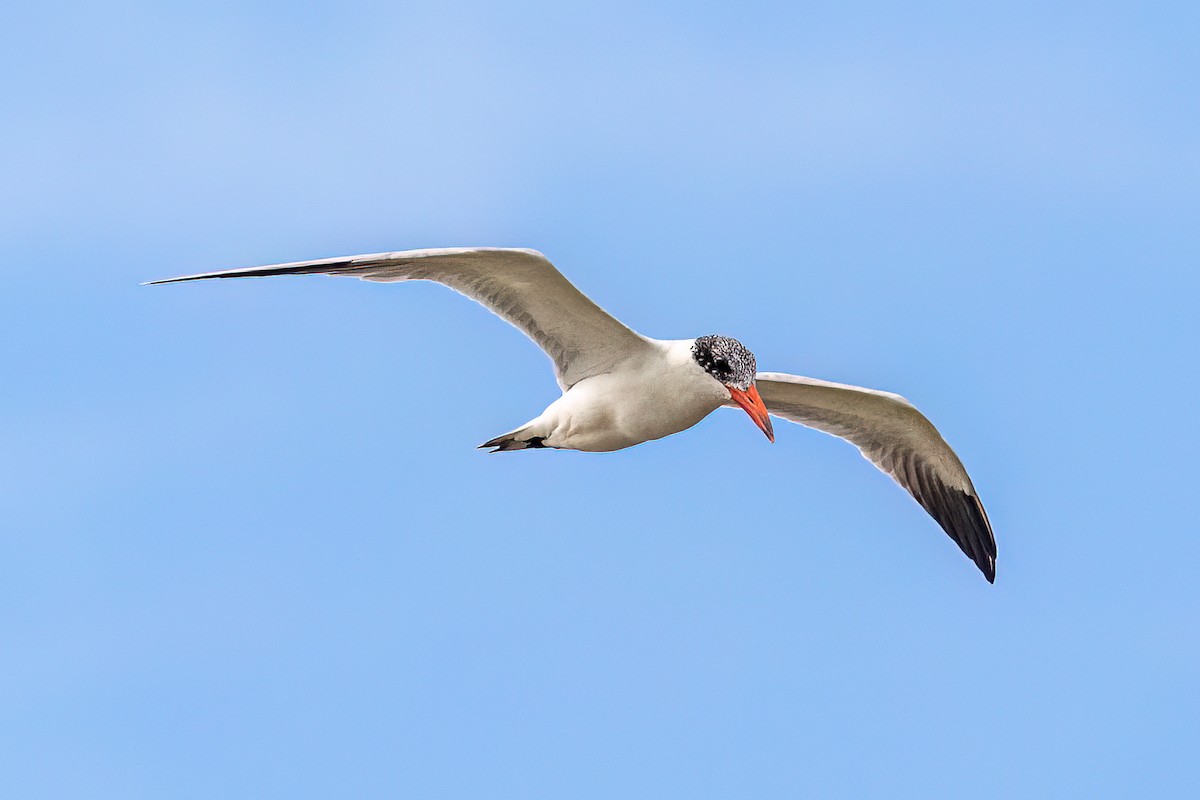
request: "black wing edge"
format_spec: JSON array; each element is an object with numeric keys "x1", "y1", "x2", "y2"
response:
[
  {"x1": 142, "y1": 257, "x2": 361, "y2": 285},
  {"x1": 912, "y1": 477, "x2": 997, "y2": 583}
]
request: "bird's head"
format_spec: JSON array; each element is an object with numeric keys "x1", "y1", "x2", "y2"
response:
[{"x1": 692, "y1": 335, "x2": 774, "y2": 442}]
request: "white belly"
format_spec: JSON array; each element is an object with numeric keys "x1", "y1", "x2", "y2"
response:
[{"x1": 534, "y1": 342, "x2": 730, "y2": 452}]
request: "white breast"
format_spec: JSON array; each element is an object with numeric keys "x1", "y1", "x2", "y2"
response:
[{"x1": 534, "y1": 339, "x2": 729, "y2": 452}]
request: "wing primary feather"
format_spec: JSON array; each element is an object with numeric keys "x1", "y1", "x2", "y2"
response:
[
  {"x1": 751, "y1": 372, "x2": 997, "y2": 582},
  {"x1": 146, "y1": 247, "x2": 652, "y2": 390},
  {"x1": 142, "y1": 256, "x2": 362, "y2": 284}
]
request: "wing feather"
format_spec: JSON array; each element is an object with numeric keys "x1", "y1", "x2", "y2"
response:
[
  {"x1": 748, "y1": 372, "x2": 996, "y2": 582},
  {"x1": 147, "y1": 247, "x2": 651, "y2": 389}
]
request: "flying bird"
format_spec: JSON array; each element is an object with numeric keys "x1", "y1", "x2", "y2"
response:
[{"x1": 149, "y1": 247, "x2": 996, "y2": 582}]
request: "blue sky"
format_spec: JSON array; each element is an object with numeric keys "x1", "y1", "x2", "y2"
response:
[{"x1": 3, "y1": 1, "x2": 1198, "y2": 797}]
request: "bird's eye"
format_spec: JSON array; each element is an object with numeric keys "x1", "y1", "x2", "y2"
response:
[{"x1": 713, "y1": 358, "x2": 730, "y2": 372}]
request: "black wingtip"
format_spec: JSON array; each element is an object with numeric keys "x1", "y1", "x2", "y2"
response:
[
  {"x1": 142, "y1": 274, "x2": 214, "y2": 285},
  {"x1": 967, "y1": 493, "x2": 997, "y2": 584},
  {"x1": 957, "y1": 491, "x2": 997, "y2": 584},
  {"x1": 910, "y1": 480, "x2": 997, "y2": 584}
]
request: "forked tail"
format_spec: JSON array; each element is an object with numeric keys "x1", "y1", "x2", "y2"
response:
[{"x1": 477, "y1": 433, "x2": 548, "y2": 452}]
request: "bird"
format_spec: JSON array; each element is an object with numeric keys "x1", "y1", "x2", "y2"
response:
[{"x1": 148, "y1": 246, "x2": 997, "y2": 582}]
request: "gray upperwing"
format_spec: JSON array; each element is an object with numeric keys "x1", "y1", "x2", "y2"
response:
[
  {"x1": 745, "y1": 371, "x2": 996, "y2": 582},
  {"x1": 148, "y1": 247, "x2": 653, "y2": 390}
]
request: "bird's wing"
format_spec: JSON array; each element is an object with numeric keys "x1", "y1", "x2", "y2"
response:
[
  {"x1": 743, "y1": 372, "x2": 996, "y2": 582},
  {"x1": 148, "y1": 247, "x2": 652, "y2": 389}
]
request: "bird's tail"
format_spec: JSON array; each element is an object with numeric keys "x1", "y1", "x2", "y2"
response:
[{"x1": 477, "y1": 431, "x2": 548, "y2": 453}]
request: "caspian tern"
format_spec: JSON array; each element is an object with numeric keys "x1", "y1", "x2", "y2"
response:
[{"x1": 149, "y1": 247, "x2": 997, "y2": 582}]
